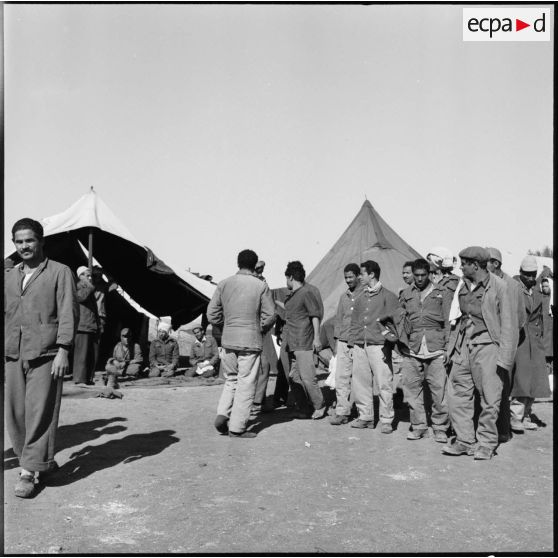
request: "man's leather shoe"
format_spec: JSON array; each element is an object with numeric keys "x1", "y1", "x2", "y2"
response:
[
  {"x1": 380, "y1": 423, "x2": 393, "y2": 434},
  {"x1": 441, "y1": 440, "x2": 475, "y2": 456},
  {"x1": 229, "y1": 431, "x2": 257, "y2": 438},
  {"x1": 15, "y1": 473, "x2": 36, "y2": 498},
  {"x1": 350, "y1": 419, "x2": 374, "y2": 429},
  {"x1": 510, "y1": 421, "x2": 525, "y2": 433},
  {"x1": 214, "y1": 414, "x2": 229, "y2": 434},
  {"x1": 433, "y1": 430, "x2": 448, "y2": 443},
  {"x1": 407, "y1": 428, "x2": 428, "y2": 440},
  {"x1": 330, "y1": 414, "x2": 349, "y2": 425},
  {"x1": 473, "y1": 445, "x2": 494, "y2": 460}
]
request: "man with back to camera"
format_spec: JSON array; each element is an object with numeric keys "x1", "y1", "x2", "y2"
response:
[
  {"x1": 486, "y1": 246, "x2": 524, "y2": 443},
  {"x1": 4, "y1": 218, "x2": 79, "y2": 498},
  {"x1": 207, "y1": 249, "x2": 276, "y2": 438},
  {"x1": 399, "y1": 258, "x2": 452, "y2": 442},
  {"x1": 347, "y1": 260, "x2": 399, "y2": 433},
  {"x1": 442, "y1": 247, "x2": 516, "y2": 460},
  {"x1": 329, "y1": 263, "x2": 362, "y2": 425}
]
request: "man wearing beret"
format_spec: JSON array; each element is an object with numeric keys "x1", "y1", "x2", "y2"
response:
[
  {"x1": 443, "y1": 246, "x2": 517, "y2": 460},
  {"x1": 486, "y1": 247, "x2": 525, "y2": 442},
  {"x1": 509, "y1": 255, "x2": 551, "y2": 432}
]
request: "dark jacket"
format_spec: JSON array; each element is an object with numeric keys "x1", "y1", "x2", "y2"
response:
[
  {"x1": 76, "y1": 278, "x2": 99, "y2": 333},
  {"x1": 4, "y1": 258, "x2": 79, "y2": 360},
  {"x1": 399, "y1": 282, "x2": 451, "y2": 353},
  {"x1": 333, "y1": 285, "x2": 364, "y2": 342},
  {"x1": 511, "y1": 278, "x2": 550, "y2": 398},
  {"x1": 348, "y1": 284, "x2": 400, "y2": 346}
]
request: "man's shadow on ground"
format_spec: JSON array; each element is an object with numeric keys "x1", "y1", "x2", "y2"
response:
[
  {"x1": 3, "y1": 417, "x2": 129, "y2": 472},
  {"x1": 44, "y1": 430, "x2": 179, "y2": 486}
]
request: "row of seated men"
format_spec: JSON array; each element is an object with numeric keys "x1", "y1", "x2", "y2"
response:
[{"x1": 103, "y1": 322, "x2": 220, "y2": 387}]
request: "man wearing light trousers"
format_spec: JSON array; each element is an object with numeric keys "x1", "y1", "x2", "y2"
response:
[{"x1": 207, "y1": 249, "x2": 276, "y2": 438}]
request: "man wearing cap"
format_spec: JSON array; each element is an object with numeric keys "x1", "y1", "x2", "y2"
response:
[
  {"x1": 207, "y1": 249, "x2": 276, "y2": 438},
  {"x1": 149, "y1": 323, "x2": 179, "y2": 377},
  {"x1": 509, "y1": 256, "x2": 551, "y2": 432},
  {"x1": 443, "y1": 246, "x2": 517, "y2": 460},
  {"x1": 486, "y1": 246, "x2": 525, "y2": 442},
  {"x1": 185, "y1": 326, "x2": 220, "y2": 379},
  {"x1": 5, "y1": 218, "x2": 79, "y2": 498},
  {"x1": 72, "y1": 266, "x2": 100, "y2": 385},
  {"x1": 105, "y1": 328, "x2": 144, "y2": 387}
]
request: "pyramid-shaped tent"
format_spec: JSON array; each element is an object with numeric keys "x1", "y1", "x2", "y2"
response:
[
  {"x1": 307, "y1": 200, "x2": 423, "y2": 324},
  {"x1": 6, "y1": 188, "x2": 211, "y2": 327}
]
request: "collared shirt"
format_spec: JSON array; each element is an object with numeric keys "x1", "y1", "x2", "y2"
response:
[
  {"x1": 400, "y1": 281, "x2": 451, "y2": 356},
  {"x1": 4, "y1": 258, "x2": 79, "y2": 360},
  {"x1": 149, "y1": 337, "x2": 179, "y2": 368},
  {"x1": 459, "y1": 275, "x2": 490, "y2": 342},
  {"x1": 333, "y1": 284, "x2": 364, "y2": 342},
  {"x1": 190, "y1": 335, "x2": 219, "y2": 367},
  {"x1": 285, "y1": 283, "x2": 323, "y2": 351}
]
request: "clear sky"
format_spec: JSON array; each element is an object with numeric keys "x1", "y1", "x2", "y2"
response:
[{"x1": 4, "y1": 4, "x2": 553, "y2": 288}]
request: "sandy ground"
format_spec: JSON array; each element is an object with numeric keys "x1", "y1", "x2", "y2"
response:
[{"x1": 3, "y1": 378, "x2": 553, "y2": 555}]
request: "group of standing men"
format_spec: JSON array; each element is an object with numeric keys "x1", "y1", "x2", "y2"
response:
[
  {"x1": 208, "y1": 245, "x2": 552, "y2": 463},
  {"x1": 4, "y1": 215, "x2": 553, "y2": 499}
]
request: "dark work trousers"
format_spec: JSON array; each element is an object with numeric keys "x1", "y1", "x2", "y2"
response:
[
  {"x1": 273, "y1": 342, "x2": 291, "y2": 404},
  {"x1": 496, "y1": 367, "x2": 512, "y2": 439},
  {"x1": 401, "y1": 354, "x2": 449, "y2": 432},
  {"x1": 448, "y1": 340, "x2": 504, "y2": 450},
  {"x1": 254, "y1": 346, "x2": 272, "y2": 406},
  {"x1": 5, "y1": 356, "x2": 63, "y2": 472},
  {"x1": 72, "y1": 332, "x2": 98, "y2": 383}
]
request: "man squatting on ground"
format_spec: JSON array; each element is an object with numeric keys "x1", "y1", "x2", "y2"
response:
[
  {"x1": 442, "y1": 247, "x2": 517, "y2": 460},
  {"x1": 104, "y1": 327, "x2": 144, "y2": 388},
  {"x1": 329, "y1": 263, "x2": 362, "y2": 425},
  {"x1": 283, "y1": 261, "x2": 327, "y2": 420},
  {"x1": 398, "y1": 258, "x2": 452, "y2": 443},
  {"x1": 347, "y1": 260, "x2": 399, "y2": 433},
  {"x1": 207, "y1": 249, "x2": 276, "y2": 438},
  {"x1": 4, "y1": 218, "x2": 79, "y2": 498},
  {"x1": 185, "y1": 325, "x2": 220, "y2": 378},
  {"x1": 149, "y1": 321, "x2": 179, "y2": 377}
]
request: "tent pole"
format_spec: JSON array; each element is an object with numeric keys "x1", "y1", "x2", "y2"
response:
[{"x1": 88, "y1": 228, "x2": 94, "y2": 272}]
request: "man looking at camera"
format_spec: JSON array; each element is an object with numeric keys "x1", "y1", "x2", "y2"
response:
[{"x1": 4, "y1": 218, "x2": 78, "y2": 498}]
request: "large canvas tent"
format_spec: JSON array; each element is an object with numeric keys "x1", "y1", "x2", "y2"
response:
[
  {"x1": 307, "y1": 200, "x2": 423, "y2": 331},
  {"x1": 6, "y1": 188, "x2": 211, "y2": 328}
]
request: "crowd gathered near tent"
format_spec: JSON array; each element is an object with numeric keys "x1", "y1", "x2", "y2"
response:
[{"x1": 4, "y1": 191, "x2": 554, "y2": 498}]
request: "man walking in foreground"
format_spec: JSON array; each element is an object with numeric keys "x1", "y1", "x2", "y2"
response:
[
  {"x1": 207, "y1": 249, "x2": 276, "y2": 438},
  {"x1": 4, "y1": 218, "x2": 78, "y2": 498},
  {"x1": 443, "y1": 247, "x2": 516, "y2": 460}
]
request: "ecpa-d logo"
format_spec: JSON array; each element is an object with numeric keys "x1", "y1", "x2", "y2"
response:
[{"x1": 463, "y1": 8, "x2": 551, "y2": 41}]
